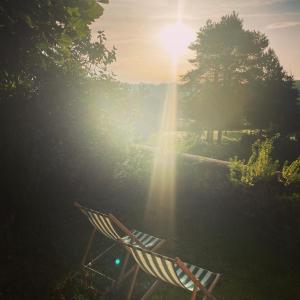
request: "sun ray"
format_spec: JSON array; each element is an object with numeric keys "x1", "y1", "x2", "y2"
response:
[
  {"x1": 159, "y1": 21, "x2": 194, "y2": 61},
  {"x1": 144, "y1": 1, "x2": 194, "y2": 236},
  {"x1": 144, "y1": 82, "x2": 177, "y2": 235}
]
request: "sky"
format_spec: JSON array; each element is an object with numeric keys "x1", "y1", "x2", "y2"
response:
[{"x1": 92, "y1": 0, "x2": 300, "y2": 83}]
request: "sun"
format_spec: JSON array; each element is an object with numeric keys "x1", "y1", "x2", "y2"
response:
[{"x1": 159, "y1": 21, "x2": 194, "y2": 58}]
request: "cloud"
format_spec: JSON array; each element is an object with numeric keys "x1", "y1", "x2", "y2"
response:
[
  {"x1": 243, "y1": 12, "x2": 300, "y2": 18},
  {"x1": 245, "y1": 0, "x2": 289, "y2": 6},
  {"x1": 267, "y1": 21, "x2": 300, "y2": 29},
  {"x1": 205, "y1": 0, "x2": 290, "y2": 9}
]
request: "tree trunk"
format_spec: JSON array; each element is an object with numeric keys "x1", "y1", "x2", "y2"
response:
[
  {"x1": 207, "y1": 129, "x2": 214, "y2": 144},
  {"x1": 206, "y1": 130, "x2": 210, "y2": 142},
  {"x1": 217, "y1": 130, "x2": 222, "y2": 144}
]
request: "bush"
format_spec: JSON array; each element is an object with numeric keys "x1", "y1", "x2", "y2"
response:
[
  {"x1": 230, "y1": 136, "x2": 279, "y2": 186},
  {"x1": 282, "y1": 157, "x2": 300, "y2": 186}
]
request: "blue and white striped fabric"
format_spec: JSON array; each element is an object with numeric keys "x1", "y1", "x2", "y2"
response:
[
  {"x1": 127, "y1": 244, "x2": 219, "y2": 292},
  {"x1": 78, "y1": 205, "x2": 162, "y2": 249}
]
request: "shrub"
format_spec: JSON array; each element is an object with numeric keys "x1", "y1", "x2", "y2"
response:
[
  {"x1": 282, "y1": 157, "x2": 300, "y2": 186},
  {"x1": 230, "y1": 136, "x2": 279, "y2": 186}
]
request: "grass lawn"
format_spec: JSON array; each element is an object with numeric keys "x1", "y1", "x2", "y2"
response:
[
  {"x1": 3, "y1": 162, "x2": 300, "y2": 300},
  {"x1": 61, "y1": 180, "x2": 300, "y2": 299}
]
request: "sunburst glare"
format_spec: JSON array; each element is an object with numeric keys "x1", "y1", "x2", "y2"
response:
[
  {"x1": 159, "y1": 21, "x2": 194, "y2": 60},
  {"x1": 144, "y1": 64, "x2": 178, "y2": 235}
]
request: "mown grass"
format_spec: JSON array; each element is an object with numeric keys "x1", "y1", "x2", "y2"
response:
[
  {"x1": 51, "y1": 164, "x2": 300, "y2": 300},
  {"x1": 3, "y1": 161, "x2": 300, "y2": 300},
  {"x1": 66, "y1": 198, "x2": 299, "y2": 300}
]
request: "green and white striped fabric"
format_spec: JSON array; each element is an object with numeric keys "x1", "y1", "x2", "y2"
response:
[
  {"x1": 79, "y1": 206, "x2": 121, "y2": 240},
  {"x1": 175, "y1": 263, "x2": 218, "y2": 291},
  {"x1": 127, "y1": 244, "x2": 219, "y2": 292},
  {"x1": 122, "y1": 229, "x2": 162, "y2": 249},
  {"x1": 78, "y1": 205, "x2": 162, "y2": 249}
]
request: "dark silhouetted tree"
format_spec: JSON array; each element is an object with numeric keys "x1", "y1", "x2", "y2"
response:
[
  {"x1": 182, "y1": 12, "x2": 299, "y2": 143},
  {"x1": 0, "y1": 0, "x2": 115, "y2": 100},
  {"x1": 245, "y1": 49, "x2": 299, "y2": 134},
  {"x1": 0, "y1": 0, "x2": 119, "y2": 205}
]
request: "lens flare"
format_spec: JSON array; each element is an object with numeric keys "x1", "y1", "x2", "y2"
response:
[
  {"x1": 114, "y1": 258, "x2": 121, "y2": 266},
  {"x1": 145, "y1": 1, "x2": 188, "y2": 236},
  {"x1": 144, "y1": 66, "x2": 178, "y2": 236},
  {"x1": 160, "y1": 21, "x2": 194, "y2": 59}
]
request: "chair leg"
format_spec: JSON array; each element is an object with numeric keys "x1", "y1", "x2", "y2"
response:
[
  {"x1": 81, "y1": 228, "x2": 96, "y2": 266},
  {"x1": 202, "y1": 274, "x2": 220, "y2": 300},
  {"x1": 127, "y1": 265, "x2": 140, "y2": 300},
  {"x1": 118, "y1": 264, "x2": 136, "y2": 283},
  {"x1": 105, "y1": 263, "x2": 137, "y2": 295},
  {"x1": 191, "y1": 287, "x2": 198, "y2": 300},
  {"x1": 141, "y1": 280, "x2": 160, "y2": 300},
  {"x1": 116, "y1": 251, "x2": 130, "y2": 288},
  {"x1": 202, "y1": 294, "x2": 216, "y2": 300}
]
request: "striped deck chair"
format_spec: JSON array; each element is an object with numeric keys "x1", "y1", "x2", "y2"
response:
[
  {"x1": 74, "y1": 202, "x2": 165, "y2": 287},
  {"x1": 124, "y1": 243, "x2": 221, "y2": 300}
]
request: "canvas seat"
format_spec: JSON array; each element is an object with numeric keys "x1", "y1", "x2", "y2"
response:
[
  {"x1": 121, "y1": 229, "x2": 162, "y2": 249},
  {"x1": 175, "y1": 263, "x2": 218, "y2": 292},
  {"x1": 74, "y1": 202, "x2": 165, "y2": 288},
  {"x1": 124, "y1": 243, "x2": 221, "y2": 300}
]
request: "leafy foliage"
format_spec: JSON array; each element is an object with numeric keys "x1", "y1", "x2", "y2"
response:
[
  {"x1": 245, "y1": 49, "x2": 299, "y2": 133},
  {"x1": 0, "y1": 0, "x2": 116, "y2": 100},
  {"x1": 114, "y1": 148, "x2": 152, "y2": 186},
  {"x1": 181, "y1": 12, "x2": 299, "y2": 135},
  {"x1": 230, "y1": 136, "x2": 279, "y2": 186},
  {"x1": 282, "y1": 157, "x2": 300, "y2": 186},
  {"x1": 175, "y1": 132, "x2": 200, "y2": 153}
]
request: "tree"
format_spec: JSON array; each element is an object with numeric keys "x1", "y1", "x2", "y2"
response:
[
  {"x1": 245, "y1": 49, "x2": 299, "y2": 134},
  {"x1": 181, "y1": 12, "x2": 299, "y2": 143},
  {"x1": 0, "y1": 0, "x2": 119, "y2": 204},
  {"x1": 0, "y1": 0, "x2": 115, "y2": 101}
]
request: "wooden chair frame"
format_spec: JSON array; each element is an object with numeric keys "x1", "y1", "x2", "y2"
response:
[
  {"x1": 122, "y1": 243, "x2": 221, "y2": 300},
  {"x1": 74, "y1": 202, "x2": 165, "y2": 290}
]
